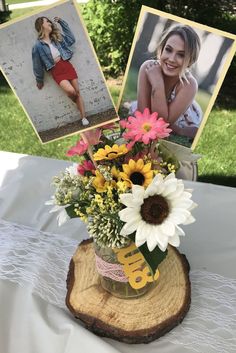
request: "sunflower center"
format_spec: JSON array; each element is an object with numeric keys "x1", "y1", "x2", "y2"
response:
[
  {"x1": 142, "y1": 123, "x2": 151, "y2": 132},
  {"x1": 140, "y1": 195, "x2": 169, "y2": 225},
  {"x1": 107, "y1": 152, "x2": 118, "y2": 157},
  {"x1": 130, "y1": 172, "x2": 145, "y2": 185}
]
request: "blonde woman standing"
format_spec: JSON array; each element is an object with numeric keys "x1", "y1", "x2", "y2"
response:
[{"x1": 32, "y1": 16, "x2": 89, "y2": 126}]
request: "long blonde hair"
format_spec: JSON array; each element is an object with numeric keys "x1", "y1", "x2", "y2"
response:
[
  {"x1": 157, "y1": 25, "x2": 201, "y2": 82},
  {"x1": 35, "y1": 17, "x2": 62, "y2": 42}
]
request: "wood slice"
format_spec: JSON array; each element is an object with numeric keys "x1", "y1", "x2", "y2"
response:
[{"x1": 66, "y1": 239, "x2": 191, "y2": 344}]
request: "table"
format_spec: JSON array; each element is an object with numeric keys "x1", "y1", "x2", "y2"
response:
[{"x1": 0, "y1": 150, "x2": 235, "y2": 353}]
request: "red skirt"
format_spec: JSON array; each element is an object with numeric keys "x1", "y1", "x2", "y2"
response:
[{"x1": 51, "y1": 60, "x2": 78, "y2": 85}]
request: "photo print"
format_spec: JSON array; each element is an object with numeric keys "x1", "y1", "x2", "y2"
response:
[
  {"x1": 118, "y1": 6, "x2": 236, "y2": 149},
  {"x1": 0, "y1": 0, "x2": 119, "y2": 143}
]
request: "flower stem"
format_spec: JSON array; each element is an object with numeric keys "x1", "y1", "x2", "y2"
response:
[{"x1": 80, "y1": 132, "x2": 97, "y2": 168}]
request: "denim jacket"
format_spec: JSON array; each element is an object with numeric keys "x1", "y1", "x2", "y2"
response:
[{"x1": 32, "y1": 19, "x2": 76, "y2": 84}]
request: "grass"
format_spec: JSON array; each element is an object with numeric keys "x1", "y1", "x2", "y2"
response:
[
  {"x1": 9, "y1": 7, "x2": 45, "y2": 20},
  {"x1": 6, "y1": 0, "x2": 45, "y2": 21},
  {"x1": 107, "y1": 77, "x2": 122, "y2": 106},
  {"x1": 195, "y1": 109, "x2": 236, "y2": 186},
  {"x1": 7, "y1": 0, "x2": 37, "y2": 4},
  {"x1": 1, "y1": 5, "x2": 235, "y2": 187},
  {"x1": 0, "y1": 86, "x2": 81, "y2": 160}
]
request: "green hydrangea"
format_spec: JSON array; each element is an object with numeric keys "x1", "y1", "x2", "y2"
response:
[{"x1": 88, "y1": 214, "x2": 130, "y2": 248}]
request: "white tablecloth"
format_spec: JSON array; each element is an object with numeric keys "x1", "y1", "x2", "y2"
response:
[{"x1": 0, "y1": 151, "x2": 235, "y2": 353}]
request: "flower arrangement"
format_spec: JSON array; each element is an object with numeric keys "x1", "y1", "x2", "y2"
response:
[{"x1": 48, "y1": 108, "x2": 196, "y2": 276}]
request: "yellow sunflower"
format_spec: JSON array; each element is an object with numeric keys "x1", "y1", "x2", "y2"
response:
[
  {"x1": 93, "y1": 171, "x2": 116, "y2": 193},
  {"x1": 92, "y1": 171, "x2": 107, "y2": 193},
  {"x1": 120, "y1": 159, "x2": 153, "y2": 187},
  {"x1": 93, "y1": 144, "x2": 128, "y2": 161},
  {"x1": 111, "y1": 166, "x2": 121, "y2": 181}
]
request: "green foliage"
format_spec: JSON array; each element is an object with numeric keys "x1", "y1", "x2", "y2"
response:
[
  {"x1": 162, "y1": 0, "x2": 236, "y2": 33},
  {"x1": 216, "y1": 54, "x2": 236, "y2": 110},
  {"x1": 129, "y1": 233, "x2": 167, "y2": 276},
  {"x1": 82, "y1": 0, "x2": 236, "y2": 77},
  {"x1": 0, "y1": 10, "x2": 11, "y2": 24},
  {"x1": 82, "y1": 0, "x2": 141, "y2": 77},
  {"x1": 66, "y1": 204, "x2": 78, "y2": 218}
]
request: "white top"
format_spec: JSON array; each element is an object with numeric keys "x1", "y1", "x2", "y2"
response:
[
  {"x1": 48, "y1": 42, "x2": 61, "y2": 61},
  {"x1": 169, "y1": 85, "x2": 202, "y2": 129}
]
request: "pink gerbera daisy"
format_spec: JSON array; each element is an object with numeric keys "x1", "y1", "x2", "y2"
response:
[
  {"x1": 66, "y1": 140, "x2": 88, "y2": 157},
  {"x1": 77, "y1": 160, "x2": 95, "y2": 175},
  {"x1": 122, "y1": 108, "x2": 172, "y2": 144}
]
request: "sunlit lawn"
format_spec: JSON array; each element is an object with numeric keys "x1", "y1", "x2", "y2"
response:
[
  {"x1": 7, "y1": 0, "x2": 36, "y2": 3},
  {"x1": 195, "y1": 109, "x2": 236, "y2": 186},
  {"x1": 9, "y1": 7, "x2": 45, "y2": 20}
]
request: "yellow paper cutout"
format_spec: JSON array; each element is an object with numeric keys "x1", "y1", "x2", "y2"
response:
[{"x1": 114, "y1": 243, "x2": 159, "y2": 289}]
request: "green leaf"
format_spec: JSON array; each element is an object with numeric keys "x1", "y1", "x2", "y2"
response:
[
  {"x1": 129, "y1": 233, "x2": 168, "y2": 276},
  {"x1": 65, "y1": 205, "x2": 78, "y2": 218}
]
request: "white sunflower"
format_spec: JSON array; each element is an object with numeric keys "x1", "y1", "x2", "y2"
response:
[
  {"x1": 45, "y1": 198, "x2": 70, "y2": 226},
  {"x1": 119, "y1": 173, "x2": 197, "y2": 252}
]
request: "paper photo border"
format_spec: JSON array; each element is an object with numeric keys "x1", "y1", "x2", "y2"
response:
[
  {"x1": 0, "y1": 0, "x2": 119, "y2": 144},
  {"x1": 117, "y1": 5, "x2": 236, "y2": 150}
]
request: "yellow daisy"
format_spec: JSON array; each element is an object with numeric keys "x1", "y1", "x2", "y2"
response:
[
  {"x1": 93, "y1": 144, "x2": 128, "y2": 161},
  {"x1": 120, "y1": 159, "x2": 153, "y2": 188},
  {"x1": 92, "y1": 171, "x2": 107, "y2": 193}
]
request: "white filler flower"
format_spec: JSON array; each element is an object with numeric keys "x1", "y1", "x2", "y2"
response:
[
  {"x1": 119, "y1": 173, "x2": 197, "y2": 252},
  {"x1": 66, "y1": 163, "x2": 79, "y2": 176}
]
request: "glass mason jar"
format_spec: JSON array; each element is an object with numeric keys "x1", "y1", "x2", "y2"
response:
[{"x1": 94, "y1": 241, "x2": 158, "y2": 299}]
